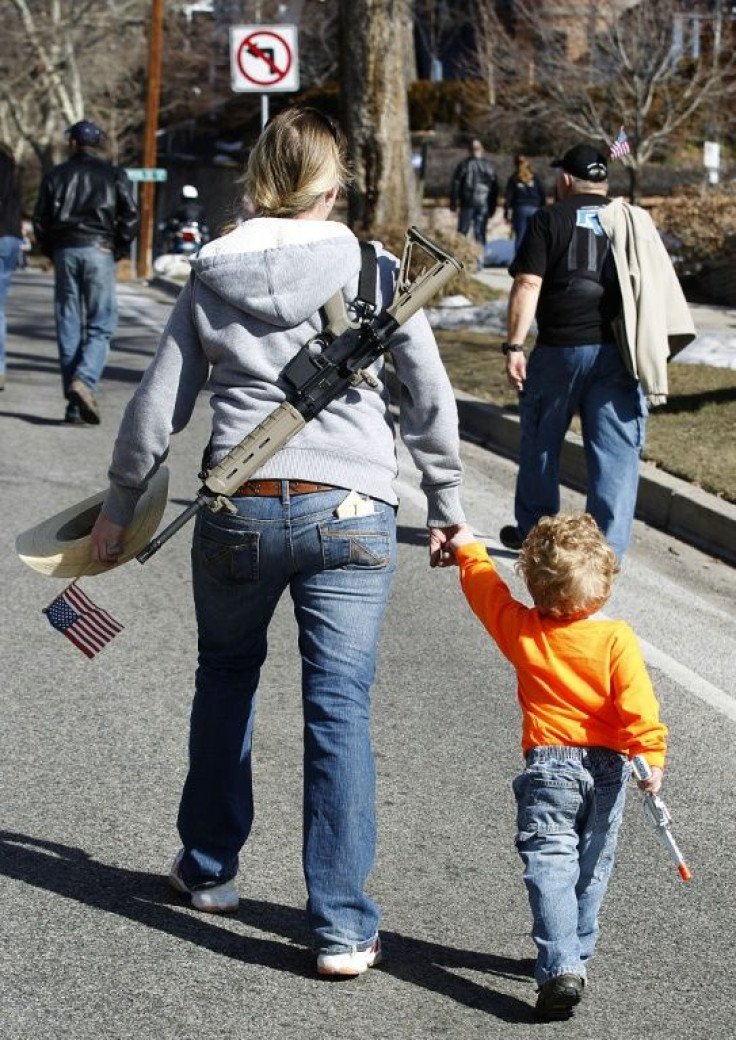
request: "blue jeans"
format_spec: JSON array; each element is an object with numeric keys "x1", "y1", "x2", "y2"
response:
[
  {"x1": 176, "y1": 485, "x2": 397, "y2": 952},
  {"x1": 53, "y1": 246, "x2": 117, "y2": 397},
  {"x1": 511, "y1": 206, "x2": 539, "y2": 255},
  {"x1": 0, "y1": 236, "x2": 22, "y2": 376},
  {"x1": 515, "y1": 342, "x2": 648, "y2": 559},
  {"x1": 513, "y1": 746, "x2": 631, "y2": 985},
  {"x1": 457, "y1": 206, "x2": 490, "y2": 246}
]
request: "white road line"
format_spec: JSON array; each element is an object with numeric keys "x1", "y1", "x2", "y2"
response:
[
  {"x1": 635, "y1": 639, "x2": 736, "y2": 722},
  {"x1": 395, "y1": 477, "x2": 736, "y2": 723}
]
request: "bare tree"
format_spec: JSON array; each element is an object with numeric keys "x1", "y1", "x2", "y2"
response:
[
  {"x1": 338, "y1": 0, "x2": 418, "y2": 229},
  {"x1": 0, "y1": 0, "x2": 149, "y2": 168},
  {"x1": 511, "y1": 0, "x2": 736, "y2": 199}
]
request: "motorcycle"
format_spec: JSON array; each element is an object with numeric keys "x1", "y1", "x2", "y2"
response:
[{"x1": 159, "y1": 218, "x2": 208, "y2": 257}]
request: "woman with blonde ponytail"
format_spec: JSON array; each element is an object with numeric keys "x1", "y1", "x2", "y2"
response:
[
  {"x1": 91, "y1": 106, "x2": 466, "y2": 977},
  {"x1": 504, "y1": 154, "x2": 547, "y2": 255}
]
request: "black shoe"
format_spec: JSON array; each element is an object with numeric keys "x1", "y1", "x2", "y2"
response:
[
  {"x1": 64, "y1": 407, "x2": 86, "y2": 426},
  {"x1": 535, "y1": 974, "x2": 584, "y2": 1021},
  {"x1": 499, "y1": 525, "x2": 524, "y2": 551},
  {"x1": 67, "y1": 378, "x2": 100, "y2": 424}
]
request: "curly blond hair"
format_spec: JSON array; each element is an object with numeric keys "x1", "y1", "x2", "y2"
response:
[
  {"x1": 517, "y1": 513, "x2": 619, "y2": 619},
  {"x1": 244, "y1": 107, "x2": 350, "y2": 218}
]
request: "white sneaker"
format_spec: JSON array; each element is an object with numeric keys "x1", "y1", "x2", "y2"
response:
[
  {"x1": 168, "y1": 849, "x2": 239, "y2": 913},
  {"x1": 317, "y1": 937, "x2": 382, "y2": 976}
]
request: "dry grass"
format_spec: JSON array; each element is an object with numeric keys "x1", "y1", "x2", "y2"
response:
[{"x1": 434, "y1": 329, "x2": 736, "y2": 505}]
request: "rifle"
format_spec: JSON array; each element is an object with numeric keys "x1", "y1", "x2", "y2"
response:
[
  {"x1": 631, "y1": 755, "x2": 692, "y2": 882},
  {"x1": 137, "y1": 226, "x2": 462, "y2": 564}
]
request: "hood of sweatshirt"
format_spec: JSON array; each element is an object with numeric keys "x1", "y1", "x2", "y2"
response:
[{"x1": 189, "y1": 217, "x2": 361, "y2": 328}]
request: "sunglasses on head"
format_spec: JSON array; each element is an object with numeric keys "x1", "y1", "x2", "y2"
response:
[{"x1": 301, "y1": 107, "x2": 341, "y2": 142}]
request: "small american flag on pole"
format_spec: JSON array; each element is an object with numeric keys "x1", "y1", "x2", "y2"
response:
[
  {"x1": 43, "y1": 582, "x2": 123, "y2": 659},
  {"x1": 610, "y1": 126, "x2": 631, "y2": 160}
]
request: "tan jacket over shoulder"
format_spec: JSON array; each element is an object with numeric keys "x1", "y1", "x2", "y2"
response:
[{"x1": 598, "y1": 197, "x2": 696, "y2": 405}]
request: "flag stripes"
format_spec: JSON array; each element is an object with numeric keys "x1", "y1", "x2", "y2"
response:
[
  {"x1": 610, "y1": 126, "x2": 631, "y2": 160},
  {"x1": 44, "y1": 582, "x2": 123, "y2": 659}
]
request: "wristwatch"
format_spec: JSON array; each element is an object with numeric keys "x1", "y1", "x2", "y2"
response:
[{"x1": 502, "y1": 341, "x2": 524, "y2": 354}]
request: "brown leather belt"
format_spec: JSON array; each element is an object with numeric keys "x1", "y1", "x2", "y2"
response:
[{"x1": 232, "y1": 479, "x2": 335, "y2": 497}]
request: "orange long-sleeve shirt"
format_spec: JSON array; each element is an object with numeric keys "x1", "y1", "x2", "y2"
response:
[{"x1": 456, "y1": 542, "x2": 667, "y2": 769}]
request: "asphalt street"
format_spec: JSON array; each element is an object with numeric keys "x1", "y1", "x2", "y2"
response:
[{"x1": 1, "y1": 270, "x2": 734, "y2": 1040}]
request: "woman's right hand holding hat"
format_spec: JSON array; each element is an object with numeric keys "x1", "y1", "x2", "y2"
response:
[{"x1": 91, "y1": 514, "x2": 125, "y2": 565}]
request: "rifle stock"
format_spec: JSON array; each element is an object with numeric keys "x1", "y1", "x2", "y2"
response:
[{"x1": 137, "y1": 226, "x2": 462, "y2": 564}]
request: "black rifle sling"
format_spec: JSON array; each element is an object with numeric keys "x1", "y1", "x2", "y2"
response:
[
  {"x1": 355, "y1": 240, "x2": 378, "y2": 321},
  {"x1": 320, "y1": 240, "x2": 378, "y2": 334}
]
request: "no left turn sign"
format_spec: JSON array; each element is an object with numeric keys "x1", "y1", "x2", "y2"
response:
[{"x1": 230, "y1": 24, "x2": 300, "y2": 93}]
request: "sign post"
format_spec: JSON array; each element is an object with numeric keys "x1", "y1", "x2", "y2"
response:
[
  {"x1": 124, "y1": 170, "x2": 168, "y2": 272},
  {"x1": 229, "y1": 24, "x2": 300, "y2": 129},
  {"x1": 704, "y1": 140, "x2": 720, "y2": 186}
]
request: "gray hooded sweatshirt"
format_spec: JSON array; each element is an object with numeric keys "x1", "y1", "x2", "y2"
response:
[{"x1": 103, "y1": 218, "x2": 465, "y2": 529}]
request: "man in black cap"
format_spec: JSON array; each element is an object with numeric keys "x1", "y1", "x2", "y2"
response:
[
  {"x1": 498, "y1": 142, "x2": 645, "y2": 561},
  {"x1": 33, "y1": 120, "x2": 139, "y2": 424}
]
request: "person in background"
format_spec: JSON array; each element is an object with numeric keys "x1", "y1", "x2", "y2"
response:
[
  {"x1": 503, "y1": 154, "x2": 546, "y2": 256},
  {"x1": 440, "y1": 512, "x2": 667, "y2": 1022},
  {"x1": 32, "y1": 119, "x2": 139, "y2": 424},
  {"x1": 162, "y1": 184, "x2": 210, "y2": 252},
  {"x1": 499, "y1": 144, "x2": 642, "y2": 558},
  {"x1": 450, "y1": 138, "x2": 499, "y2": 266},
  {"x1": 499, "y1": 142, "x2": 694, "y2": 560},
  {"x1": 0, "y1": 145, "x2": 23, "y2": 391},
  {"x1": 90, "y1": 107, "x2": 466, "y2": 977}
]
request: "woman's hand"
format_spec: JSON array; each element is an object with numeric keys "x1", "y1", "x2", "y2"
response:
[
  {"x1": 90, "y1": 514, "x2": 126, "y2": 565},
  {"x1": 429, "y1": 523, "x2": 476, "y2": 568}
]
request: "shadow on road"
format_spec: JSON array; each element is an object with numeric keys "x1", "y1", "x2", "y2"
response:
[
  {"x1": 0, "y1": 830, "x2": 535, "y2": 1023},
  {"x1": 0, "y1": 411, "x2": 69, "y2": 426}
]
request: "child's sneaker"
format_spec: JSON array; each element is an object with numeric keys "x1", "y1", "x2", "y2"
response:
[
  {"x1": 168, "y1": 849, "x2": 239, "y2": 913},
  {"x1": 535, "y1": 973, "x2": 584, "y2": 1020},
  {"x1": 317, "y1": 937, "x2": 382, "y2": 977}
]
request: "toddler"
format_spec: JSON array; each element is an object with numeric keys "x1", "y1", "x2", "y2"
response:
[{"x1": 445, "y1": 513, "x2": 667, "y2": 1021}]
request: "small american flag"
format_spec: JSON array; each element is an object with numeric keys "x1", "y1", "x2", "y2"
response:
[
  {"x1": 43, "y1": 582, "x2": 123, "y2": 659},
  {"x1": 610, "y1": 126, "x2": 631, "y2": 160}
]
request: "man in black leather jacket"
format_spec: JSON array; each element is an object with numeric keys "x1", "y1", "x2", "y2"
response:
[
  {"x1": 449, "y1": 139, "x2": 499, "y2": 266},
  {"x1": 33, "y1": 120, "x2": 139, "y2": 424}
]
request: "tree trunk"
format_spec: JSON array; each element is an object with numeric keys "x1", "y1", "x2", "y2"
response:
[{"x1": 338, "y1": 0, "x2": 418, "y2": 231}]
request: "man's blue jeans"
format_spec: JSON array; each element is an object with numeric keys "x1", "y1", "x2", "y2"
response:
[
  {"x1": 53, "y1": 246, "x2": 117, "y2": 396},
  {"x1": 457, "y1": 205, "x2": 490, "y2": 246},
  {"x1": 513, "y1": 746, "x2": 631, "y2": 986},
  {"x1": 515, "y1": 342, "x2": 648, "y2": 559},
  {"x1": 0, "y1": 235, "x2": 22, "y2": 377},
  {"x1": 176, "y1": 485, "x2": 397, "y2": 952}
]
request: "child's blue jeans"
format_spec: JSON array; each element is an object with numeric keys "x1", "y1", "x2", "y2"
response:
[{"x1": 512, "y1": 745, "x2": 631, "y2": 986}]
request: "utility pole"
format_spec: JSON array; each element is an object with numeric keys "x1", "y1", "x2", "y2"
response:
[{"x1": 137, "y1": 0, "x2": 166, "y2": 279}]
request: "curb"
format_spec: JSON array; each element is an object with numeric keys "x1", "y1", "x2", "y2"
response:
[
  {"x1": 389, "y1": 373, "x2": 736, "y2": 566},
  {"x1": 149, "y1": 276, "x2": 736, "y2": 566}
]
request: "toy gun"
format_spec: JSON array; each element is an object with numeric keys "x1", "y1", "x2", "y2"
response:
[
  {"x1": 137, "y1": 226, "x2": 462, "y2": 564},
  {"x1": 631, "y1": 755, "x2": 692, "y2": 882}
]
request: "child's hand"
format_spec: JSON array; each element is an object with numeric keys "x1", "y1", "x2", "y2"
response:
[{"x1": 636, "y1": 765, "x2": 663, "y2": 793}]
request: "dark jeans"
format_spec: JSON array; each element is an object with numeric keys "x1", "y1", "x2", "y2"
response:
[
  {"x1": 457, "y1": 206, "x2": 490, "y2": 246},
  {"x1": 515, "y1": 342, "x2": 647, "y2": 559}
]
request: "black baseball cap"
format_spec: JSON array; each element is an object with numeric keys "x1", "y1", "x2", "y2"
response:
[
  {"x1": 551, "y1": 143, "x2": 608, "y2": 182},
  {"x1": 66, "y1": 120, "x2": 103, "y2": 147}
]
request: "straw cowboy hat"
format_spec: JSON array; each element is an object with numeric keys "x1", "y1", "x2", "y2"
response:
[{"x1": 16, "y1": 467, "x2": 169, "y2": 578}]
